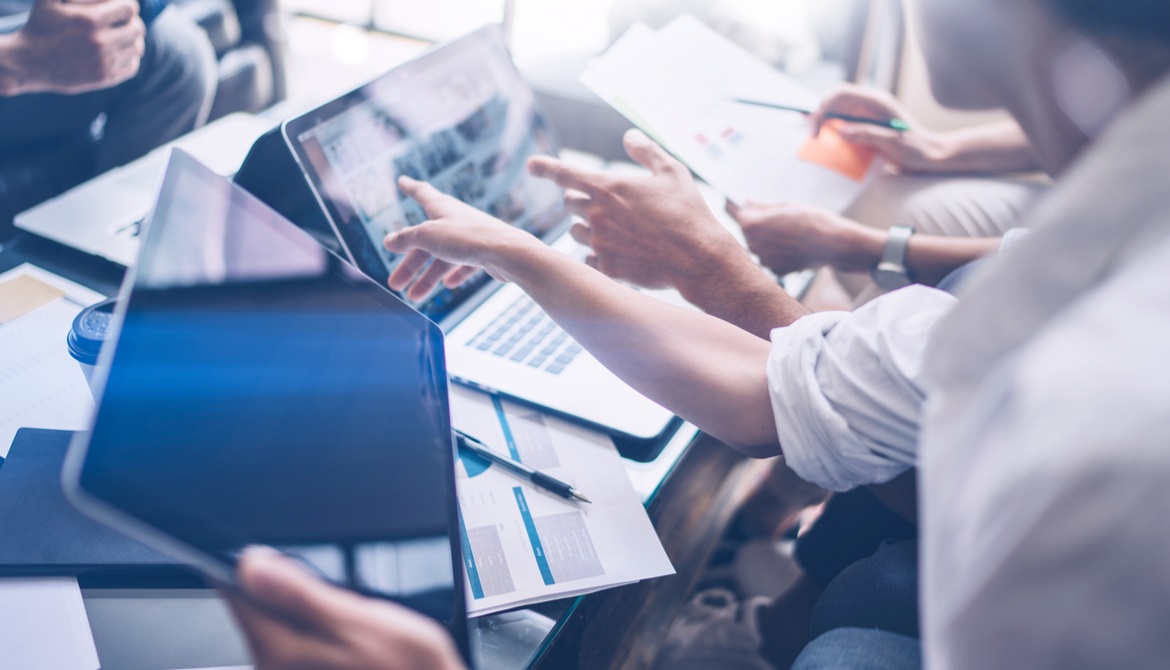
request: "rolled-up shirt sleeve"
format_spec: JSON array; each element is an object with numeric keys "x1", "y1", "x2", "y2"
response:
[{"x1": 767, "y1": 286, "x2": 958, "y2": 491}]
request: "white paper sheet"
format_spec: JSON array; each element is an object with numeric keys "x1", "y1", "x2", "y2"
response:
[
  {"x1": 0, "y1": 578, "x2": 99, "y2": 670},
  {"x1": 582, "y1": 16, "x2": 879, "y2": 212},
  {"x1": 449, "y1": 386, "x2": 675, "y2": 617},
  {"x1": 0, "y1": 264, "x2": 105, "y2": 457}
]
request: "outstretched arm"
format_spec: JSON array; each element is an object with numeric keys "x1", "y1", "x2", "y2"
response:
[
  {"x1": 526, "y1": 130, "x2": 809, "y2": 339},
  {"x1": 386, "y1": 176, "x2": 781, "y2": 456}
]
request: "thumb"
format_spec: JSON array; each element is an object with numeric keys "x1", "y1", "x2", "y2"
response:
[
  {"x1": 622, "y1": 129, "x2": 679, "y2": 176},
  {"x1": 384, "y1": 222, "x2": 440, "y2": 254},
  {"x1": 28, "y1": 0, "x2": 62, "y2": 16},
  {"x1": 237, "y1": 547, "x2": 355, "y2": 633},
  {"x1": 725, "y1": 199, "x2": 769, "y2": 224}
]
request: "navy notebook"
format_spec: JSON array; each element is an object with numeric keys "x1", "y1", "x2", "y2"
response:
[{"x1": 0, "y1": 429, "x2": 195, "y2": 585}]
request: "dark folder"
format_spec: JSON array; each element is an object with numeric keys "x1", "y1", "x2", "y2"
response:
[{"x1": 0, "y1": 429, "x2": 197, "y2": 586}]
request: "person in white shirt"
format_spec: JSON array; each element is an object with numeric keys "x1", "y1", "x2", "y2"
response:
[{"x1": 222, "y1": 0, "x2": 1170, "y2": 666}]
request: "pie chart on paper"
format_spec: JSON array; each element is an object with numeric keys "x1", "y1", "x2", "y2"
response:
[{"x1": 458, "y1": 449, "x2": 493, "y2": 478}]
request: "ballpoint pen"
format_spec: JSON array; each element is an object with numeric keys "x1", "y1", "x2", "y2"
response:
[
  {"x1": 455, "y1": 429, "x2": 592, "y2": 504},
  {"x1": 731, "y1": 98, "x2": 911, "y2": 132}
]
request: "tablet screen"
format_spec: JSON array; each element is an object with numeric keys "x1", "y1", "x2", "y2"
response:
[
  {"x1": 284, "y1": 25, "x2": 565, "y2": 315},
  {"x1": 73, "y1": 152, "x2": 467, "y2": 635}
]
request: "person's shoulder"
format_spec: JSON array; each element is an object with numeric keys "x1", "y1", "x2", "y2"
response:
[{"x1": 1008, "y1": 233, "x2": 1170, "y2": 462}]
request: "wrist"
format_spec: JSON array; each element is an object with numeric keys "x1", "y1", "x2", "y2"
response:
[
  {"x1": 921, "y1": 132, "x2": 967, "y2": 173},
  {"x1": 674, "y1": 233, "x2": 755, "y2": 304},
  {"x1": 829, "y1": 221, "x2": 887, "y2": 273},
  {"x1": 488, "y1": 230, "x2": 560, "y2": 285},
  {"x1": 0, "y1": 33, "x2": 29, "y2": 96}
]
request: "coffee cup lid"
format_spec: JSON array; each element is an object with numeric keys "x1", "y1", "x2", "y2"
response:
[{"x1": 67, "y1": 298, "x2": 117, "y2": 365}]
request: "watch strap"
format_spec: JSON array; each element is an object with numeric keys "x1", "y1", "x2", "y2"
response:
[{"x1": 882, "y1": 226, "x2": 915, "y2": 271}]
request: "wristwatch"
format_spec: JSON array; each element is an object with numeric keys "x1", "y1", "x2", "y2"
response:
[{"x1": 871, "y1": 226, "x2": 916, "y2": 290}]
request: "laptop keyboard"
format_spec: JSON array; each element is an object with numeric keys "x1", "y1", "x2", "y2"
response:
[{"x1": 465, "y1": 294, "x2": 583, "y2": 375}]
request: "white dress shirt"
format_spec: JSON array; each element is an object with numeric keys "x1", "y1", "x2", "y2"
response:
[{"x1": 767, "y1": 74, "x2": 1170, "y2": 667}]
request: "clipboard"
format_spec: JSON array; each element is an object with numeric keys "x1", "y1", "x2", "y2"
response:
[{"x1": 0, "y1": 429, "x2": 197, "y2": 586}]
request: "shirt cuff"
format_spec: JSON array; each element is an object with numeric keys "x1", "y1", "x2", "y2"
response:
[{"x1": 767, "y1": 312, "x2": 915, "y2": 491}]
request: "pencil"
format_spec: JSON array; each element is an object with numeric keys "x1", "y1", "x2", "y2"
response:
[
  {"x1": 731, "y1": 98, "x2": 911, "y2": 132},
  {"x1": 455, "y1": 430, "x2": 592, "y2": 504}
]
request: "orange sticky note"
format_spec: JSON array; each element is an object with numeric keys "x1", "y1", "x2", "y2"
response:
[{"x1": 797, "y1": 121, "x2": 875, "y2": 182}]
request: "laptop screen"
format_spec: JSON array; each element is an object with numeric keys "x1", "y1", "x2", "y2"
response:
[
  {"x1": 284, "y1": 25, "x2": 566, "y2": 317},
  {"x1": 74, "y1": 151, "x2": 467, "y2": 636}
]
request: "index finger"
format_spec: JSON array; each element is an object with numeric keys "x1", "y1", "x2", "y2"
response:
[
  {"x1": 398, "y1": 175, "x2": 454, "y2": 220},
  {"x1": 527, "y1": 156, "x2": 604, "y2": 196}
]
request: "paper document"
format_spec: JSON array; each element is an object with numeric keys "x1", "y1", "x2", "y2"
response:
[
  {"x1": 0, "y1": 264, "x2": 104, "y2": 457},
  {"x1": 582, "y1": 16, "x2": 879, "y2": 211},
  {"x1": 0, "y1": 577, "x2": 99, "y2": 670},
  {"x1": 450, "y1": 386, "x2": 674, "y2": 616}
]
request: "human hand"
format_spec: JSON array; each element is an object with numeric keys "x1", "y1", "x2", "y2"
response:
[
  {"x1": 726, "y1": 200, "x2": 884, "y2": 276},
  {"x1": 384, "y1": 176, "x2": 542, "y2": 301},
  {"x1": 0, "y1": 0, "x2": 146, "y2": 96},
  {"x1": 223, "y1": 547, "x2": 466, "y2": 670},
  {"x1": 810, "y1": 85, "x2": 958, "y2": 174},
  {"x1": 527, "y1": 129, "x2": 746, "y2": 291}
]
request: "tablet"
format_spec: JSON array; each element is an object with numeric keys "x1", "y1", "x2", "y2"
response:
[
  {"x1": 281, "y1": 25, "x2": 565, "y2": 312},
  {"x1": 63, "y1": 150, "x2": 470, "y2": 658}
]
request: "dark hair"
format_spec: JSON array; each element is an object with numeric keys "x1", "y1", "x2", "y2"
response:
[{"x1": 1050, "y1": 0, "x2": 1170, "y2": 42}]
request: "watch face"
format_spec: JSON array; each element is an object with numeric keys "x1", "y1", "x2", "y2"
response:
[{"x1": 872, "y1": 265, "x2": 913, "y2": 291}]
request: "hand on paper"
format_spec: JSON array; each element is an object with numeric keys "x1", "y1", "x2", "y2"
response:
[
  {"x1": 527, "y1": 129, "x2": 747, "y2": 291},
  {"x1": 0, "y1": 0, "x2": 146, "y2": 96},
  {"x1": 725, "y1": 200, "x2": 884, "y2": 276},
  {"x1": 224, "y1": 548, "x2": 466, "y2": 670},
  {"x1": 384, "y1": 176, "x2": 540, "y2": 301},
  {"x1": 810, "y1": 85, "x2": 957, "y2": 174}
]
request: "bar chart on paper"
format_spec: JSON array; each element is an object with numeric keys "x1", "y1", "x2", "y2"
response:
[{"x1": 449, "y1": 386, "x2": 673, "y2": 616}]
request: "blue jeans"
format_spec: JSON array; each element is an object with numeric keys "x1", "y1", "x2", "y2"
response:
[
  {"x1": 809, "y1": 539, "x2": 920, "y2": 641},
  {"x1": 793, "y1": 628, "x2": 922, "y2": 670},
  {"x1": 792, "y1": 539, "x2": 922, "y2": 669}
]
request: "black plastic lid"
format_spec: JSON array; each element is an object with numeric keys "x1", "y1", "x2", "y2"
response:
[{"x1": 66, "y1": 298, "x2": 117, "y2": 365}]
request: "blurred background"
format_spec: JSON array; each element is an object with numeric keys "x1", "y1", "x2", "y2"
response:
[
  {"x1": 190, "y1": 0, "x2": 1005, "y2": 159},
  {"x1": 1, "y1": 0, "x2": 1009, "y2": 229}
]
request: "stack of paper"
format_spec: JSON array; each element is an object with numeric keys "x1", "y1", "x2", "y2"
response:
[
  {"x1": 0, "y1": 264, "x2": 104, "y2": 457},
  {"x1": 0, "y1": 578, "x2": 99, "y2": 670},
  {"x1": 449, "y1": 386, "x2": 674, "y2": 616},
  {"x1": 582, "y1": 16, "x2": 880, "y2": 212}
]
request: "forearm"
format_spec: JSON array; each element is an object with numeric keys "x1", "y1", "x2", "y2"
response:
[
  {"x1": 847, "y1": 227, "x2": 1000, "y2": 287},
  {"x1": 502, "y1": 243, "x2": 781, "y2": 456},
  {"x1": 933, "y1": 120, "x2": 1039, "y2": 174},
  {"x1": 904, "y1": 235, "x2": 1000, "y2": 286},
  {"x1": 674, "y1": 243, "x2": 810, "y2": 339}
]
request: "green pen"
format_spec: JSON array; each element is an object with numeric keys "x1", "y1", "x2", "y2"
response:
[{"x1": 731, "y1": 98, "x2": 911, "y2": 132}]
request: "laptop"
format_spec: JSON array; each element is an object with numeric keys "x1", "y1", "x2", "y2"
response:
[
  {"x1": 63, "y1": 149, "x2": 473, "y2": 663},
  {"x1": 15, "y1": 113, "x2": 274, "y2": 266},
  {"x1": 249, "y1": 25, "x2": 676, "y2": 440}
]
